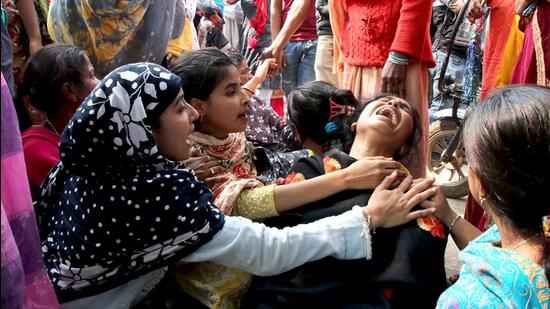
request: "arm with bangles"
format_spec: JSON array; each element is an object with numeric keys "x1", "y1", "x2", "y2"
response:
[
  {"x1": 242, "y1": 58, "x2": 278, "y2": 98},
  {"x1": 421, "y1": 187, "x2": 482, "y2": 250}
]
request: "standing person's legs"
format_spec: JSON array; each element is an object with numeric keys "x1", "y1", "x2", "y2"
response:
[
  {"x1": 223, "y1": 17, "x2": 239, "y2": 49},
  {"x1": 282, "y1": 41, "x2": 301, "y2": 98},
  {"x1": 314, "y1": 35, "x2": 338, "y2": 86},
  {"x1": 297, "y1": 40, "x2": 317, "y2": 87},
  {"x1": 404, "y1": 63, "x2": 429, "y2": 178}
]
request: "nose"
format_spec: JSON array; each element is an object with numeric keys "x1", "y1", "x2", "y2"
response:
[{"x1": 188, "y1": 104, "x2": 199, "y2": 122}]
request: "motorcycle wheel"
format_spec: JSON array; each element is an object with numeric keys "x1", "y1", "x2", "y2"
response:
[{"x1": 427, "y1": 119, "x2": 469, "y2": 198}]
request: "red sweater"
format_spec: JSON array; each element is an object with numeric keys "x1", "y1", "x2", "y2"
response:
[
  {"x1": 21, "y1": 126, "x2": 60, "y2": 188},
  {"x1": 340, "y1": 0, "x2": 435, "y2": 67}
]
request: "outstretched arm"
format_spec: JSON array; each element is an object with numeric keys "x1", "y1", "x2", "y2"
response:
[{"x1": 16, "y1": 0, "x2": 42, "y2": 54}]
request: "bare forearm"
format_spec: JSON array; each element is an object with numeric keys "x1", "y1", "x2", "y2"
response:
[
  {"x1": 271, "y1": 0, "x2": 283, "y2": 41},
  {"x1": 272, "y1": 0, "x2": 313, "y2": 47},
  {"x1": 440, "y1": 209, "x2": 482, "y2": 250},
  {"x1": 273, "y1": 169, "x2": 348, "y2": 212},
  {"x1": 243, "y1": 76, "x2": 263, "y2": 93},
  {"x1": 16, "y1": 0, "x2": 41, "y2": 43}
]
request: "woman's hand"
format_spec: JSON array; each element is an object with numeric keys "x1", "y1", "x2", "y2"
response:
[
  {"x1": 381, "y1": 59, "x2": 408, "y2": 98},
  {"x1": 184, "y1": 154, "x2": 224, "y2": 182},
  {"x1": 261, "y1": 44, "x2": 285, "y2": 73},
  {"x1": 365, "y1": 173, "x2": 437, "y2": 228},
  {"x1": 467, "y1": 0, "x2": 484, "y2": 23},
  {"x1": 420, "y1": 186, "x2": 458, "y2": 227},
  {"x1": 254, "y1": 58, "x2": 278, "y2": 81},
  {"x1": 342, "y1": 156, "x2": 407, "y2": 190}
]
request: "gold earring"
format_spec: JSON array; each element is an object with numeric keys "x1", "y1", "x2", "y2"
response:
[{"x1": 479, "y1": 191, "x2": 487, "y2": 207}]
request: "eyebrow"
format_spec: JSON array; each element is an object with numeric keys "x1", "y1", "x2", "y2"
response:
[
  {"x1": 172, "y1": 93, "x2": 185, "y2": 106},
  {"x1": 225, "y1": 83, "x2": 239, "y2": 90}
]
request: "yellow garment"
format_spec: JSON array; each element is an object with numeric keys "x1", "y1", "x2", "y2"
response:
[
  {"x1": 495, "y1": 15, "x2": 525, "y2": 87},
  {"x1": 166, "y1": 18, "x2": 194, "y2": 56},
  {"x1": 234, "y1": 185, "x2": 277, "y2": 220},
  {"x1": 173, "y1": 185, "x2": 277, "y2": 308}
]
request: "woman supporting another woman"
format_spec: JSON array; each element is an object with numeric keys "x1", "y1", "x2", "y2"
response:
[{"x1": 35, "y1": 62, "x2": 436, "y2": 308}]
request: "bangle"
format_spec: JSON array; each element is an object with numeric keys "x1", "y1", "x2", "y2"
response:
[
  {"x1": 242, "y1": 86, "x2": 255, "y2": 97},
  {"x1": 447, "y1": 214, "x2": 461, "y2": 233},
  {"x1": 388, "y1": 52, "x2": 409, "y2": 65}
]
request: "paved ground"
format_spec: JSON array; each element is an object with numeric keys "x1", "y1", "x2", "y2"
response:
[{"x1": 444, "y1": 197, "x2": 467, "y2": 277}]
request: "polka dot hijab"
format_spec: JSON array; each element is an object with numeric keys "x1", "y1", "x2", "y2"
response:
[{"x1": 35, "y1": 63, "x2": 225, "y2": 301}]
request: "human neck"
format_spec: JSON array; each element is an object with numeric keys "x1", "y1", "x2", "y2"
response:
[
  {"x1": 495, "y1": 219, "x2": 542, "y2": 264},
  {"x1": 198, "y1": 123, "x2": 230, "y2": 140},
  {"x1": 349, "y1": 139, "x2": 395, "y2": 159},
  {"x1": 302, "y1": 139, "x2": 323, "y2": 155}
]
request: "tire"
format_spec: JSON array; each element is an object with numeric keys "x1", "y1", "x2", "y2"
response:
[{"x1": 427, "y1": 119, "x2": 469, "y2": 198}]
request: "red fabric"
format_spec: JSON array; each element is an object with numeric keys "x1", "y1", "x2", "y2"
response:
[
  {"x1": 248, "y1": 0, "x2": 268, "y2": 49},
  {"x1": 270, "y1": 96, "x2": 285, "y2": 116},
  {"x1": 340, "y1": 0, "x2": 435, "y2": 68},
  {"x1": 282, "y1": 0, "x2": 318, "y2": 41},
  {"x1": 511, "y1": 1, "x2": 550, "y2": 85},
  {"x1": 21, "y1": 126, "x2": 60, "y2": 188}
]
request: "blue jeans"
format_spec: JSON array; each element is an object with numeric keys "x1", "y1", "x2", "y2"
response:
[
  {"x1": 429, "y1": 50, "x2": 465, "y2": 123},
  {"x1": 282, "y1": 40, "x2": 317, "y2": 98}
]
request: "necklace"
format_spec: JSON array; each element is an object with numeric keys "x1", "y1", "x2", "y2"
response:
[
  {"x1": 510, "y1": 235, "x2": 537, "y2": 251},
  {"x1": 43, "y1": 120, "x2": 60, "y2": 136}
]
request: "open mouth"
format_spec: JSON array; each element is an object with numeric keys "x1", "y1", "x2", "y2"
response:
[{"x1": 376, "y1": 106, "x2": 400, "y2": 126}]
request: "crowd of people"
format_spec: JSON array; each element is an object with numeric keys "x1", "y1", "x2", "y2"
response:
[{"x1": 1, "y1": 0, "x2": 548, "y2": 308}]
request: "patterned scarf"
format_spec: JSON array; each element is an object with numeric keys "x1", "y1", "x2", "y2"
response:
[
  {"x1": 188, "y1": 131, "x2": 263, "y2": 215},
  {"x1": 36, "y1": 63, "x2": 224, "y2": 302}
]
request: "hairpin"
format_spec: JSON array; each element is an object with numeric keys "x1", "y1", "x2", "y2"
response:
[
  {"x1": 328, "y1": 97, "x2": 354, "y2": 121},
  {"x1": 325, "y1": 122, "x2": 338, "y2": 134}
]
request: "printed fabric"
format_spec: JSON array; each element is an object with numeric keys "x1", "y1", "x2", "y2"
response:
[
  {"x1": 35, "y1": 63, "x2": 224, "y2": 302},
  {"x1": 437, "y1": 225, "x2": 550, "y2": 308},
  {"x1": 47, "y1": 0, "x2": 186, "y2": 77},
  {"x1": 188, "y1": 131, "x2": 264, "y2": 215}
]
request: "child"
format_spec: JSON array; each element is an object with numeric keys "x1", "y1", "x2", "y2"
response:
[{"x1": 168, "y1": 48, "x2": 420, "y2": 308}]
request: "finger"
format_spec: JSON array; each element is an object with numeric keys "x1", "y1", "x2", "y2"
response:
[
  {"x1": 396, "y1": 175, "x2": 413, "y2": 192},
  {"x1": 367, "y1": 156, "x2": 393, "y2": 161},
  {"x1": 202, "y1": 160, "x2": 221, "y2": 170},
  {"x1": 377, "y1": 170, "x2": 399, "y2": 191},
  {"x1": 381, "y1": 78, "x2": 388, "y2": 94},
  {"x1": 406, "y1": 187, "x2": 438, "y2": 209},
  {"x1": 403, "y1": 177, "x2": 436, "y2": 200},
  {"x1": 399, "y1": 78, "x2": 406, "y2": 98},
  {"x1": 190, "y1": 149, "x2": 203, "y2": 157},
  {"x1": 406, "y1": 208, "x2": 436, "y2": 222},
  {"x1": 376, "y1": 160, "x2": 402, "y2": 169}
]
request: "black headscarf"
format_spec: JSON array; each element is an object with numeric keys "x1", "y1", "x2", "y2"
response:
[{"x1": 36, "y1": 63, "x2": 225, "y2": 301}]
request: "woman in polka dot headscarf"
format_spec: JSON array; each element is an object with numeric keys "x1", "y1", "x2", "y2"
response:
[{"x1": 35, "y1": 62, "x2": 437, "y2": 308}]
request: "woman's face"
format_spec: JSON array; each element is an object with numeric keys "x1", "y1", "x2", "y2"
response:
[
  {"x1": 154, "y1": 89, "x2": 199, "y2": 161},
  {"x1": 355, "y1": 96, "x2": 415, "y2": 153},
  {"x1": 196, "y1": 65, "x2": 250, "y2": 139},
  {"x1": 237, "y1": 60, "x2": 253, "y2": 86},
  {"x1": 55, "y1": 57, "x2": 99, "y2": 129}
]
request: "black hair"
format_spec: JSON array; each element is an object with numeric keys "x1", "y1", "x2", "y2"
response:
[
  {"x1": 169, "y1": 48, "x2": 235, "y2": 103},
  {"x1": 287, "y1": 81, "x2": 359, "y2": 151},
  {"x1": 225, "y1": 50, "x2": 246, "y2": 67},
  {"x1": 463, "y1": 85, "x2": 550, "y2": 281},
  {"x1": 14, "y1": 44, "x2": 89, "y2": 130}
]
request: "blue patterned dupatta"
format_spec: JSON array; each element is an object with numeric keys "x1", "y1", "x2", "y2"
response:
[{"x1": 437, "y1": 226, "x2": 549, "y2": 308}]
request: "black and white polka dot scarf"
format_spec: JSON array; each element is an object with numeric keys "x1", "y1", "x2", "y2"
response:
[{"x1": 36, "y1": 63, "x2": 225, "y2": 301}]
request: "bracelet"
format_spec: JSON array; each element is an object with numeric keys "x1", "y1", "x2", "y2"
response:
[
  {"x1": 365, "y1": 207, "x2": 376, "y2": 234},
  {"x1": 241, "y1": 86, "x2": 255, "y2": 97},
  {"x1": 388, "y1": 52, "x2": 409, "y2": 65},
  {"x1": 447, "y1": 214, "x2": 461, "y2": 233}
]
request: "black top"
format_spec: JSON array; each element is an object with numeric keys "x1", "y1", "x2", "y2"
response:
[
  {"x1": 315, "y1": 0, "x2": 332, "y2": 36},
  {"x1": 243, "y1": 150, "x2": 448, "y2": 308}
]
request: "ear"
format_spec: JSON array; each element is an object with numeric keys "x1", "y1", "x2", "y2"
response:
[
  {"x1": 350, "y1": 122, "x2": 357, "y2": 132},
  {"x1": 189, "y1": 97, "x2": 207, "y2": 116},
  {"x1": 61, "y1": 82, "x2": 78, "y2": 103},
  {"x1": 23, "y1": 96, "x2": 48, "y2": 124}
]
